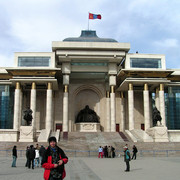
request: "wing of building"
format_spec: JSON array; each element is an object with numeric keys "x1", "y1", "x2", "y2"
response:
[{"x1": 0, "y1": 30, "x2": 180, "y2": 142}]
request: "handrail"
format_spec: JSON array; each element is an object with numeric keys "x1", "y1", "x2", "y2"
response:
[{"x1": 0, "y1": 149, "x2": 180, "y2": 157}]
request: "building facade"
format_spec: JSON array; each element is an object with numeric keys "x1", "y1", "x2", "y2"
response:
[{"x1": 0, "y1": 30, "x2": 180, "y2": 142}]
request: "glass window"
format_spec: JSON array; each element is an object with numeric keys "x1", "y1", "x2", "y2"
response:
[
  {"x1": 18, "y1": 57, "x2": 50, "y2": 67},
  {"x1": 166, "y1": 86, "x2": 180, "y2": 130},
  {"x1": 0, "y1": 85, "x2": 14, "y2": 129},
  {"x1": 71, "y1": 62, "x2": 107, "y2": 66},
  {"x1": 130, "y1": 58, "x2": 161, "y2": 68}
]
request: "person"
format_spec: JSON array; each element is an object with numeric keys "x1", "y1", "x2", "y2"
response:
[
  {"x1": 27, "y1": 145, "x2": 35, "y2": 169},
  {"x1": 132, "y1": 145, "x2": 138, "y2": 160},
  {"x1": 35, "y1": 143, "x2": 40, "y2": 150},
  {"x1": 25, "y1": 146, "x2": 29, "y2": 167},
  {"x1": 108, "y1": 146, "x2": 112, "y2": 158},
  {"x1": 111, "y1": 146, "x2": 115, "y2": 158},
  {"x1": 98, "y1": 146, "x2": 103, "y2": 158},
  {"x1": 42, "y1": 136, "x2": 68, "y2": 180},
  {"x1": 39, "y1": 145, "x2": 46, "y2": 166},
  {"x1": 103, "y1": 146, "x2": 108, "y2": 158},
  {"x1": 124, "y1": 146, "x2": 131, "y2": 172},
  {"x1": 11, "y1": 146, "x2": 17, "y2": 167},
  {"x1": 35, "y1": 148, "x2": 40, "y2": 167}
]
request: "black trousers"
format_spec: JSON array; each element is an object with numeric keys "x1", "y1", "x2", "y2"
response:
[
  {"x1": 49, "y1": 175, "x2": 62, "y2": 180},
  {"x1": 28, "y1": 159, "x2": 34, "y2": 169},
  {"x1": 126, "y1": 161, "x2": 130, "y2": 171},
  {"x1": 132, "y1": 152, "x2": 137, "y2": 159}
]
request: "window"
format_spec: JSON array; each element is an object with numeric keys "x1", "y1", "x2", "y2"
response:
[
  {"x1": 18, "y1": 57, "x2": 50, "y2": 67},
  {"x1": 0, "y1": 85, "x2": 14, "y2": 129},
  {"x1": 130, "y1": 58, "x2": 161, "y2": 68}
]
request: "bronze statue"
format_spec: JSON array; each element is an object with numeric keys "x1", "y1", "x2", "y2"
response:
[
  {"x1": 23, "y1": 107, "x2": 33, "y2": 126},
  {"x1": 152, "y1": 107, "x2": 162, "y2": 126},
  {"x1": 75, "y1": 105, "x2": 99, "y2": 123}
]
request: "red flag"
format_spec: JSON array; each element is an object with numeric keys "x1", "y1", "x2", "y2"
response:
[{"x1": 89, "y1": 13, "x2": 101, "y2": 20}]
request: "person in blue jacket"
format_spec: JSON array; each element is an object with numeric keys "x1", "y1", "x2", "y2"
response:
[{"x1": 124, "y1": 146, "x2": 131, "y2": 172}]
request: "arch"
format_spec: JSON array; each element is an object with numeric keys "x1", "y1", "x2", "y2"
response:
[{"x1": 73, "y1": 85, "x2": 103, "y2": 100}]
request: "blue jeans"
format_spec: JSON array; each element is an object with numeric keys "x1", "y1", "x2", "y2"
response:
[
  {"x1": 35, "y1": 158, "x2": 39, "y2": 167},
  {"x1": 12, "y1": 156, "x2": 17, "y2": 167}
]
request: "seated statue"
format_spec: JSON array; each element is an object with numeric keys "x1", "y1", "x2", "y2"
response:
[
  {"x1": 152, "y1": 107, "x2": 162, "y2": 126},
  {"x1": 23, "y1": 107, "x2": 33, "y2": 126},
  {"x1": 75, "y1": 105, "x2": 99, "y2": 123}
]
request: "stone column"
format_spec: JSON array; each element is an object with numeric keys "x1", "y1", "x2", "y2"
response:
[
  {"x1": 155, "y1": 88, "x2": 160, "y2": 110},
  {"x1": 159, "y1": 84, "x2": 166, "y2": 126},
  {"x1": 128, "y1": 83, "x2": 134, "y2": 130},
  {"x1": 143, "y1": 84, "x2": 150, "y2": 130},
  {"x1": 120, "y1": 92, "x2": 125, "y2": 132},
  {"x1": 63, "y1": 85, "x2": 69, "y2": 132},
  {"x1": 110, "y1": 86, "x2": 116, "y2": 132},
  {"x1": 30, "y1": 82, "x2": 36, "y2": 130},
  {"x1": 46, "y1": 83, "x2": 53, "y2": 130},
  {"x1": 13, "y1": 82, "x2": 21, "y2": 130},
  {"x1": 106, "y1": 91, "x2": 111, "y2": 132}
]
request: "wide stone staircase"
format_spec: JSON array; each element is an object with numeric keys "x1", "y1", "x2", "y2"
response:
[{"x1": 1, "y1": 132, "x2": 180, "y2": 157}]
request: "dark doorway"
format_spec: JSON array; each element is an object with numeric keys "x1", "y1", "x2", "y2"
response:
[
  {"x1": 56, "y1": 123, "x2": 62, "y2": 131},
  {"x1": 116, "y1": 124, "x2": 119, "y2": 132},
  {"x1": 141, "y1": 124, "x2": 145, "y2": 131}
]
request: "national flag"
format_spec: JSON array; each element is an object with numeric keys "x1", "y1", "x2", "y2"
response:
[{"x1": 89, "y1": 13, "x2": 101, "y2": 20}]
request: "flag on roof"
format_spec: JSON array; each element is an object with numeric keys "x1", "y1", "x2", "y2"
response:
[{"x1": 89, "y1": 13, "x2": 101, "y2": 20}]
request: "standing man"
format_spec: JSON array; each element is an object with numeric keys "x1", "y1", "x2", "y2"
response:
[
  {"x1": 27, "y1": 145, "x2": 35, "y2": 169},
  {"x1": 39, "y1": 145, "x2": 46, "y2": 166},
  {"x1": 98, "y1": 146, "x2": 103, "y2": 158},
  {"x1": 124, "y1": 146, "x2": 131, "y2": 172},
  {"x1": 132, "y1": 145, "x2": 138, "y2": 160},
  {"x1": 42, "y1": 136, "x2": 68, "y2": 180},
  {"x1": 11, "y1": 146, "x2": 17, "y2": 167}
]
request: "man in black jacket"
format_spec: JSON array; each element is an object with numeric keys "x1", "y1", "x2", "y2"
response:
[
  {"x1": 12, "y1": 146, "x2": 17, "y2": 167},
  {"x1": 27, "y1": 145, "x2": 35, "y2": 169},
  {"x1": 39, "y1": 145, "x2": 46, "y2": 166}
]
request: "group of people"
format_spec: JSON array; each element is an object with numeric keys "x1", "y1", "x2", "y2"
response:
[
  {"x1": 25, "y1": 144, "x2": 46, "y2": 169},
  {"x1": 12, "y1": 137, "x2": 68, "y2": 180},
  {"x1": 98, "y1": 146, "x2": 116, "y2": 158}
]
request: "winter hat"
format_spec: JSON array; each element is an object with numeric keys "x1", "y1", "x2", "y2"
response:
[{"x1": 48, "y1": 136, "x2": 57, "y2": 143}]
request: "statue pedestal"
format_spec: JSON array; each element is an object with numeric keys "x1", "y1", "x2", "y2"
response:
[
  {"x1": 146, "y1": 126, "x2": 169, "y2": 142},
  {"x1": 76, "y1": 123, "x2": 101, "y2": 132},
  {"x1": 19, "y1": 126, "x2": 34, "y2": 142}
]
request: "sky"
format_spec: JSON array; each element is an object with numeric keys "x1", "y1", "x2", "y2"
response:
[{"x1": 0, "y1": 0, "x2": 180, "y2": 68}]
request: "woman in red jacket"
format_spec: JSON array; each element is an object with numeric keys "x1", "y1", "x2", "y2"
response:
[{"x1": 42, "y1": 137, "x2": 68, "y2": 180}]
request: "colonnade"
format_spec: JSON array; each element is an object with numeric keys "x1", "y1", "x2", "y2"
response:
[{"x1": 106, "y1": 83, "x2": 166, "y2": 132}]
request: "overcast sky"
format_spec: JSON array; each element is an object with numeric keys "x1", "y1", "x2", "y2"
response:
[{"x1": 0, "y1": 0, "x2": 180, "y2": 68}]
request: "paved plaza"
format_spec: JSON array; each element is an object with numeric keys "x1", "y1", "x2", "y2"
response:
[{"x1": 0, "y1": 156, "x2": 180, "y2": 180}]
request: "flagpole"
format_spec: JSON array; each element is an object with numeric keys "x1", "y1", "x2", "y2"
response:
[{"x1": 88, "y1": 12, "x2": 89, "y2": 30}]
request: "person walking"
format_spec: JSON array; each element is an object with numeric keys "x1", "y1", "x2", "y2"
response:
[
  {"x1": 27, "y1": 145, "x2": 35, "y2": 169},
  {"x1": 42, "y1": 136, "x2": 68, "y2": 180},
  {"x1": 98, "y1": 146, "x2": 103, "y2": 158},
  {"x1": 124, "y1": 146, "x2": 131, "y2": 172},
  {"x1": 39, "y1": 145, "x2": 46, "y2": 166},
  {"x1": 25, "y1": 146, "x2": 29, "y2": 167},
  {"x1": 132, "y1": 145, "x2": 138, "y2": 160},
  {"x1": 11, "y1": 146, "x2": 17, "y2": 167}
]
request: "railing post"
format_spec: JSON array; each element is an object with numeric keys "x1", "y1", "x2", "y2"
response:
[{"x1": 140, "y1": 150, "x2": 143, "y2": 157}]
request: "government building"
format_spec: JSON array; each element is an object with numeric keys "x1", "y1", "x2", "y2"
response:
[{"x1": 0, "y1": 30, "x2": 180, "y2": 143}]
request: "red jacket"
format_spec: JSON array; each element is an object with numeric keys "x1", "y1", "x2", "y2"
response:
[{"x1": 42, "y1": 146, "x2": 68, "y2": 180}]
